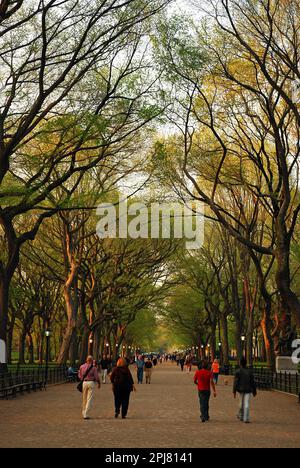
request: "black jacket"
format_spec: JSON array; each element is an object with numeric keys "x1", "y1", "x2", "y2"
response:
[
  {"x1": 110, "y1": 366, "x2": 134, "y2": 393},
  {"x1": 233, "y1": 368, "x2": 257, "y2": 396}
]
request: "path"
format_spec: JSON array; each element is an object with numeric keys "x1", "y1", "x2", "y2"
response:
[{"x1": 0, "y1": 363, "x2": 299, "y2": 448}]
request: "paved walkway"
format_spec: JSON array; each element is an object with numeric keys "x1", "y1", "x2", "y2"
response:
[{"x1": 0, "y1": 363, "x2": 299, "y2": 448}]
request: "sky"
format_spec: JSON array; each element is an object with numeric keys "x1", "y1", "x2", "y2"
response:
[{"x1": 170, "y1": 0, "x2": 205, "y2": 19}]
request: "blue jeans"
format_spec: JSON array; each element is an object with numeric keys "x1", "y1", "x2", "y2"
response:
[
  {"x1": 137, "y1": 368, "x2": 144, "y2": 383},
  {"x1": 213, "y1": 373, "x2": 219, "y2": 384},
  {"x1": 238, "y1": 393, "x2": 251, "y2": 422}
]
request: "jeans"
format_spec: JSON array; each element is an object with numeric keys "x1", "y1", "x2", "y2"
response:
[
  {"x1": 114, "y1": 389, "x2": 131, "y2": 418},
  {"x1": 213, "y1": 373, "x2": 219, "y2": 384},
  {"x1": 101, "y1": 369, "x2": 108, "y2": 383},
  {"x1": 198, "y1": 390, "x2": 211, "y2": 421},
  {"x1": 137, "y1": 368, "x2": 144, "y2": 383},
  {"x1": 238, "y1": 393, "x2": 251, "y2": 422}
]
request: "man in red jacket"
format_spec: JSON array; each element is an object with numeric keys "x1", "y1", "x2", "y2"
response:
[{"x1": 194, "y1": 360, "x2": 217, "y2": 422}]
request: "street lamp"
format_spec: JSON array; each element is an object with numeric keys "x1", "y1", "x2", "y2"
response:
[
  {"x1": 241, "y1": 335, "x2": 246, "y2": 357},
  {"x1": 218, "y1": 342, "x2": 222, "y2": 363},
  {"x1": 45, "y1": 329, "x2": 52, "y2": 386}
]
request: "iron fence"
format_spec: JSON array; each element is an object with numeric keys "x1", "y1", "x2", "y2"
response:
[
  {"x1": 1, "y1": 364, "x2": 68, "y2": 390},
  {"x1": 223, "y1": 365, "x2": 299, "y2": 396}
]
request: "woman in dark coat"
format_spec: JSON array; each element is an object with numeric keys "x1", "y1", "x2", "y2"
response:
[{"x1": 110, "y1": 358, "x2": 136, "y2": 419}]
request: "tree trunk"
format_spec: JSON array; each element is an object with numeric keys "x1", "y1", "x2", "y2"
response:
[
  {"x1": 244, "y1": 281, "x2": 255, "y2": 367},
  {"x1": 69, "y1": 333, "x2": 78, "y2": 366},
  {"x1": 219, "y1": 311, "x2": 229, "y2": 366},
  {"x1": 27, "y1": 334, "x2": 34, "y2": 364},
  {"x1": 6, "y1": 315, "x2": 15, "y2": 364},
  {"x1": 57, "y1": 321, "x2": 77, "y2": 364},
  {"x1": 18, "y1": 329, "x2": 26, "y2": 364},
  {"x1": 261, "y1": 308, "x2": 275, "y2": 370},
  {"x1": 234, "y1": 319, "x2": 243, "y2": 362},
  {"x1": 275, "y1": 223, "x2": 300, "y2": 328},
  {"x1": 250, "y1": 252, "x2": 276, "y2": 369},
  {"x1": 57, "y1": 279, "x2": 79, "y2": 364},
  {"x1": 93, "y1": 328, "x2": 101, "y2": 361},
  {"x1": 0, "y1": 273, "x2": 9, "y2": 372},
  {"x1": 210, "y1": 326, "x2": 216, "y2": 361},
  {"x1": 79, "y1": 327, "x2": 90, "y2": 365}
]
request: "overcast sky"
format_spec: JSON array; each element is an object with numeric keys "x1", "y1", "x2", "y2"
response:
[{"x1": 168, "y1": 0, "x2": 206, "y2": 23}]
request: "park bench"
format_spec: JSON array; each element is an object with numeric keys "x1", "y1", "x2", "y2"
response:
[
  {"x1": 0, "y1": 374, "x2": 29, "y2": 399},
  {"x1": 0, "y1": 373, "x2": 44, "y2": 399},
  {"x1": 66, "y1": 367, "x2": 79, "y2": 383}
]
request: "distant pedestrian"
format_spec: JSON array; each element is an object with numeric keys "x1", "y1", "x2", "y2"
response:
[
  {"x1": 100, "y1": 354, "x2": 109, "y2": 384},
  {"x1": 111, "y1": 358, "x2": 136, "y2": 419},
  {"x1": 145, "y1": 358, "x2": 153, "y2": 384},
  {"x1": 78, "y1": 355, "x2": 101, "y2": 420},
  {"x1": 233, "y1": 358, "x2": 257, "y2": 424},
  {"x1": 194, "y1": 360, "x2": 217, "y2": 423},
  {"x1": 136, "y1": 355, "x2": 145, "y2": 384},
  {"x1": 179, "y1": 356, "x2": 185, "y2": 372},
  {"x1": 212, "y1": 359, "x2": 220, "y2": 385},
  {"x1": 185, "y1": 355, "x2": 192, "y2": 372}
]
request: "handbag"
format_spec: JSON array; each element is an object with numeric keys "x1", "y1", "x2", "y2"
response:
[{"x1": 77, "y1": 365, "x2": 93, "y2": 393}]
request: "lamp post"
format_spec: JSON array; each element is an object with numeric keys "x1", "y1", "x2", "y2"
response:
[
  {"x1": 88, "y1": 337, "x2": 93, "y2": 355},
  {"x1": 218, "y1": 342, "x2": 222, "y2": 364},
  {"x1": 45, "y1": 329, "x2": 51, "y2": 386},
  {"x1": 241, "y1": 335, "x2": 246, "y2": 359}
]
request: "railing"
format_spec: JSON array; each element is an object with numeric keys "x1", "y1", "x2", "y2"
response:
[
  {"x1": 4, "y1": 364, "x2": 68, "y2": 387},
  {"x1": 222, "y1": 365, "x2": 299, "y2": 396}
]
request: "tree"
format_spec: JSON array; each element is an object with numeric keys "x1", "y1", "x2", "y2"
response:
[
  {"x1": 153, "y1": 1, "x2": 300, "y2": 359},
  {"x1": 0, "y1": 0, "x2": 171, "y2": 370}
]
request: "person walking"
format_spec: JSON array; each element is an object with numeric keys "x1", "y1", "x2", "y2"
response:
[
  {"x1": 110, "y1": 358, "x2": 136, "y2": 419},
  {"x1": 136, "y1": 355, "x2": 145, "y2": 384},
  {"x1": 100, "y1": 354, "x2": 109, "y2": 384},
  {"x1": 145, "y1": 358, "x2": 153, "y2": 384},
  {"x1": 179, "y1": 356, "x2": 185, "y2": 372},
  {"x1": 185, "y1": 354, "x2": 192, "y2": 372},
  {"x1": 233, "y1": 358, "x2": 257, "y2": 424},
  {"x1": 78, "y1": 355, "x2": 101, "y2": 420},
  {"x1": 194, "y1": 360, "x2": 217, "y2": 423},
  {"x1": 212, "y1": 359, "x2": 220, "y2": 385}
]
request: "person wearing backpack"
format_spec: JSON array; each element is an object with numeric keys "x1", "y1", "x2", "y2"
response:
[
  {"x1": 145, "y1": 358, "x2": 153, "y2": 384},
  {"x1": 233, "y1": 358, "x2": 257, "y2": 424},
  {"x1": 110, "y1": 358, "x2": 136, "y2": 419}
]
